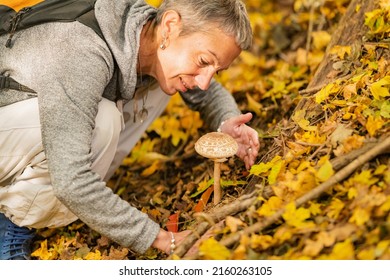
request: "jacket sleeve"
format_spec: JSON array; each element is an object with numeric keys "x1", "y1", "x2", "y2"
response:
[
  {"x1": 30, "y1": 22, "x2": 159, "y2": 253},
  {"x1": 179, "y1": 79, "x2": 241, "y2": 131}
]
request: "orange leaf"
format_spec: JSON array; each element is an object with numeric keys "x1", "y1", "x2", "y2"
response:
[
  {"x1": 166, "y1": 212, "x2": 180, "y2": 232},
  {"x1": 193, "y1": 186, "x2": 214, "y2": 212}
]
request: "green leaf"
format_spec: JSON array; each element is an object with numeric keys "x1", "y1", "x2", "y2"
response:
[{"x1": 380, "y1": 100, "x2": 390, "y2": 118}]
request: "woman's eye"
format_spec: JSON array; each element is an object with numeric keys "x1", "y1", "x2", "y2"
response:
[{"x1": 199, "y1": 58, "x2": 208, "y2": 66}]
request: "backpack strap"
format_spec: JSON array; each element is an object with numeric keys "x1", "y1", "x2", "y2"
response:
[
  {"x1": 1, "y1": 0, "x2": 103, "y2": 48},
  {"x1": 0, "y1": 75, "x2": 36, "y2": 93},
  {"x1": 5, "y1": 7, "x2": 32, "y2": 48}
]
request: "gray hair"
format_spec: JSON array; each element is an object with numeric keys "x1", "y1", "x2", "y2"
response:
[{"x1": 155, "y1": 0, "x2": 253, "y2": 50}]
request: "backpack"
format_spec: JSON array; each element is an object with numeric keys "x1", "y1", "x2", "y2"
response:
[{"x1": 0, "y1": 0, "x2": 104, "y2": 93}]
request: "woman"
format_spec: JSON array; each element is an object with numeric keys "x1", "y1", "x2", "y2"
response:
[{"x1": 0, "y1": 0, "x2": 259, "y2": 259}]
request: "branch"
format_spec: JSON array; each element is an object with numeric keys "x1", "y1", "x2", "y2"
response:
[
  {"x1": 167, "y1": 192, "x2": 258, "y2": 259},
  {"x1": 219, "y1": 136, "x2": 390, "y2": 248}
]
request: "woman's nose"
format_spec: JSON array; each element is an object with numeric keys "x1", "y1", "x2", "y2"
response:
[{"x1": 195, "y1": 68, "x2": 215, "y2": 90}]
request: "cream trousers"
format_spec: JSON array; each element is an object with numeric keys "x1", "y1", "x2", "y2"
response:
[{"x1": 0, "y1": 85, "x2": 170, "y2": 228}]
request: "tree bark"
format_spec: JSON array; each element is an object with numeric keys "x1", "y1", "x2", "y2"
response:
[{"x1": 308, "y1": 0, "x2": 377, "y2": 88}]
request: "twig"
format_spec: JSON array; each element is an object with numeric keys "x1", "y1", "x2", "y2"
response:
[
  {"x1": 330, "y1": 139, "x2": 381, "y2": 170},
  {"x1": 308, "y1": 142, "x2": 328, "y2": 161},
  {"x1": 218, "y1": 136, "x2": 390, "y2": 249},
  {"x1": 299, "y1": 84, "x2": 326, "y2": 95},
  {"x1": 167, "y1": 192, "x2": 258, "y2": 259}
]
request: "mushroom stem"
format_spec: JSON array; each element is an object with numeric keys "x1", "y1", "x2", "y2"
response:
[
  {"x1": 213, "y1": 158, "x2": 226, "y2": 205},
  {"x1": 213, "y1": 161, "x2": 221, "y2": 205}
]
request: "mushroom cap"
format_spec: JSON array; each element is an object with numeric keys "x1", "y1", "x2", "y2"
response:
[{"x1": 195, "y1": 132, "x2": 238, "y2": 159}]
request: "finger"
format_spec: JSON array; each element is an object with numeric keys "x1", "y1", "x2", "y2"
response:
[
  {"x1": 228, "y1": 113, "x2": 253, "y2": 129},
  {"x1": 248, "y1": 129, "x2": 260, "y2": 150},
  {"x1": 237, "y1": 112, "x2": 253, "y2": 125},
  {"x1": 244, "y1": 145, "x2": 257, "y2": 169}
]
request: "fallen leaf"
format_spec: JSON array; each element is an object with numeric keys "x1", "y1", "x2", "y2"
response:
[
  {"x1": 166, "y1": 212, "x2": 180, "y2": 232},
  {"x1": 199, "y1": 238, "x2": 230, "y2": 260},
  {"x1": 226, "y1": 216, "x2": 245, "y2": 233},
  {"x1": 193, "y1": 186, "x2": 213, "y2": 212},
  {"x1": 316, "y1": 159, "x2": 335, "y2": 182}
]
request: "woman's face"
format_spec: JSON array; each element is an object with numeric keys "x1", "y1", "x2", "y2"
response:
[{"x1": 155, "y1": 28, "x2": 241, "y2": 95}]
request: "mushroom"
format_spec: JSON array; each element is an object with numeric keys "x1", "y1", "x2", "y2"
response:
[{"x1": 194, "y1": 132, "x2": 238, "y2": 205}]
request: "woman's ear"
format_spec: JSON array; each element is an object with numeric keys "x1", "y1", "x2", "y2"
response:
[{"x1": 160, "y1": 10, "x2": 182, "y2": 37}]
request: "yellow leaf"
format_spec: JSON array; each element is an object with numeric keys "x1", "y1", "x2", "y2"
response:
[
  {"x1": 343, "y1": 83, "x2": 357, "y2": 99},
  {"x1": 268, "y1": 159, "x2": 284, "y2": 185},
  {"x1": 199, "y1": 238, "x2": 230, "y2": 260},
  {"x1": 366, "y1": 115, "x2": 384, "y2": 136},
  {"x1": 365, "y1": 9, "x2": 390, "y2": 35},
  {"x1": 124, "y1": 138, "x2": 158, "y2": 165},
  {"x1": 142, "y1": 152, "x2": 169, "y2": 163},
  {"x1": 330, "y1": 45, "x2": 351, "y2": 59},
  {"x1": 240, "y1": 50, "x2": 262, "y2": 67},
  {"x1": 328, "y1": 239, "x2": 355, "y2": 260},
  {"x1": 257, "y1": 196, "x2": 283, "y2": 217},
  {"x1": 351, "y1": 170, "x2": 378, "y2": 186},
  {"x1": 151, "y1": 190, "x2": 165, "y2": 205},
  {"x1": 380, "y1": 101, "x2": 390, "y2": 118},
  {"x1": 326, "y1": 198, "x2": 345, "y2": 220},
  {"x1": 296, "y1": 130, "x2": 326, "y2": 145},
  {"x1": 273, "y1": 225, "x2": 293, "y2": 243},
  {"x1": 251, "y1": 235, "x2": 274, "y2": 250},
  {"x1": 357, "y1": 247, "x2": 375, "y2": 260},
  {"x1": 246, "y1": 93, "x2": 263, "y2": 116},
  {"x1": 232, "y1": 235, "x2": 250, "y2": 260},
  {"x1": 84, "y1": 250, "x2": 102, "y2": 260},
  {"x1": 308, "y1": 202, "x2": 322, "y2": 215},
  {"x1": 141, "y1": 160, "x2": 161, "y2": 177},
  {"x1": 376, "y1": 240, "x2": 390, "y2": 258},
  {"x1": 312, "y1": 31, "x2": 331, "y2": 50},
  {"x1": 292, "y1": 109, "x2": 317, "y2": 131},
  {"x1": 379, "y1": 0, "x2": 390, "y2": 9},
  {"x1": 31, "y1": 239, "x2": 54, "y2": 260},
  {"x1": 180, "y1": 111, "x2": 203, "y2": 135},
  {"x1": 286, "y1": 141, "x2": 310, "y2": 156},
  {"x1": 316, "y1": 159, "x2": 334, "y2": 182},
  {"x1": 348, "y1": 187, "x2": 358, "y2": 199},
  {"x1": 374, "y1": 164, "x2": 388, "y2": 175},
  {"x1": 355, "y1": 4, "x2": 361, "y2": 12},
  {"x1": 379, "y1": 197, "x2": 390, "y2": 213},
  {"x1": 296, "y1": 160, "x2": 312, "y2": 173},
  {"x1": 250, "y1": 156, "x2": 282, "y2": 176},
  {"x1": 282, "y1": 202, "x2": 314, "y2": 229},
  {"x1": 370, "y1": 76, "x2": 390, "y2": 100},
  {"x1": 349, "y1": 207, "x2": 370, "y2": 226},
  {"x1": 315, "y1": 83, "x2": 341, "y2": 104}
]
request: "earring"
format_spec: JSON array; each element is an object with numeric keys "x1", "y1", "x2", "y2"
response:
[{"x1": 160, "y1": 33, "x2": 167, "y2": 50}]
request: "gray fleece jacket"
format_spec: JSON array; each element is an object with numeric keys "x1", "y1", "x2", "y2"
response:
[{"x1": 0, "y1": 0, "x2": 241, "y2": 253}]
